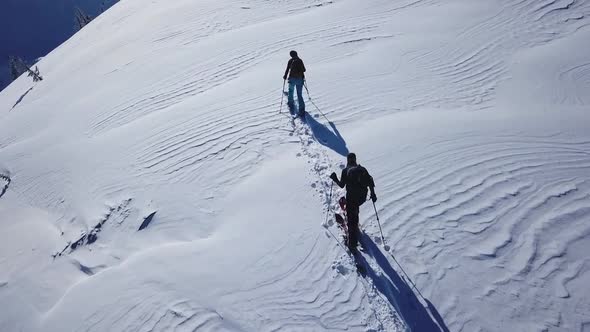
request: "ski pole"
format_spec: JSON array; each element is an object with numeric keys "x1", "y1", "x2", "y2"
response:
[
  {"x1": 372, "y1": 201, "x2": 389, "y2": 251},
  {"x1": 279, "y1": 79, "x2": 286, "y2": 113},
  {"x1": 324, "y1": 181, "x2": 334, "y2": 227},
  {"x1": 387, "y1": 245, "x2": 428, "y2": 303},
  {"x1": 373, "y1": 201, "x2": 428, "y2": 303},
  {"x1": 303, "y1": 81, "x2": 331, "y2": 123}
]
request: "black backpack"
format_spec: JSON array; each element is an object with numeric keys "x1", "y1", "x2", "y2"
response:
[
  {"x1": 289, "y1": 58, "x2": 306, "y2": 78},
  {"x1": 346, "y1": 165, "x2": 370, "y2": 205}
]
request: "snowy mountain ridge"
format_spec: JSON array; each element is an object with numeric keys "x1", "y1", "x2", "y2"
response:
[{"x1": 1, "y1": 0, "x2": 590, "y2": 331}]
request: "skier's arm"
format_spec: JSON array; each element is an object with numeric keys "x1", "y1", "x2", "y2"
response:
[
  {"x1": 338, "y1": 169, "x2": 348, "y2": 188},
  {"x1": 367, "y1": 173, "x2": 375, "y2": 190},
  {"x1": 283, "y1": 59, "x2": 292, "y2": 80},
  {"x1": 302, "y1": 60, "x2": 306, "y2": 78},
  {"x1": 366, "y1": 170, "x2": 377, "y2": 202},
  {"x1": 329, "y1": 170, "x2": 345, "y2": 188}
]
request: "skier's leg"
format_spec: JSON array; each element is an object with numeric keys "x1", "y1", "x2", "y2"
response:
[
  {"x1": 296, "y1": 80, "x2": 305, "y2": 114},
  {"x1": 287, "y1": 79, "x2": 295, "y2": 109},
  {"x1": 346, "y1": 204, "x2": 360, "y2": 250}
]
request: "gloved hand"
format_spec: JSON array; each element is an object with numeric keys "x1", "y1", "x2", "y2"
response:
[
  {"x1": 283, "y1": 75, "x2": 287, "y2": 80},
  {"x1": 370, "y1": 192, "x2": 377, "y2": 202},
  {"x1": 330, "y1": 172, "x2": 338, "y2": 182}
]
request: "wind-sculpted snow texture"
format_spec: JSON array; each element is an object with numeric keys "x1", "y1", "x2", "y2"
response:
[
  {"x1": 355, "y1": 112, "x2": 590, "y2": 331},
  {"x1": 0, "y1": 0, "x2": 589, "y2": 331}
]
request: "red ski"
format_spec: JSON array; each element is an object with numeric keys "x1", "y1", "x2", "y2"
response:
[
  {"x1": 334, "y1": 197, "x2": 349, "y2": 246},
  {"x1": 334, "y1": 197, "x2": 366, "y2": 274}
]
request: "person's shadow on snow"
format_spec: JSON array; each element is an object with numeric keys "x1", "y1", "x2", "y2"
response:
[
  {"x1": 358, "y1": 233, "x2": 450, "y2": 332},
  {"x1": 303, "y1": 113, "x2": 349, "y2": 156}
]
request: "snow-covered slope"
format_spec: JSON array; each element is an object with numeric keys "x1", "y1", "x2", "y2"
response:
[{"x1": 1, "y1": 0, "x2": 590, "y2": 331}]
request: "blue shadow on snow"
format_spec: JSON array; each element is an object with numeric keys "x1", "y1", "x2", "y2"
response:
[
  {"x1": 304, "y1": 113, "x2": 349, "y2": 156},
  {"x1": 359, "y1": 233, "x2": 450, "y2": 332},
  {"x1": 287, "y1": 96, "x2": 349, "y2": 156}
]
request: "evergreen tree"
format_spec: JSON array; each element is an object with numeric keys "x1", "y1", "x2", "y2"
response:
[
  {"x1": 28, "y1": 66, "x2": 43, "y2": 82},
  {"x1": 75, "y1": 7, "x2": 93, "y2": 31},
  {"x1": 8, "y1": 56, "x2": 43, "y2": 82},
  {"x1": 8, "y1": 56, "x2": 27, "y2": 81}
]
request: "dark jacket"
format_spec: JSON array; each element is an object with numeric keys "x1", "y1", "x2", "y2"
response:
[
  {"x1": 336, "y1": 165, "x2": 375, "y2": 206},
  {"x1": 284, "y1": 57, "x2": 306, "y2": 79}
]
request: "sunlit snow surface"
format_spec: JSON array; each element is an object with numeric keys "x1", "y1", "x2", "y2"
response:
[{"x1": 1, "y1": 0, "x2": 590, "y2": 331}]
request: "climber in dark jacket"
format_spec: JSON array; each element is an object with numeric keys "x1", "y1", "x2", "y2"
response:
[
  {"x1": 330, "y1": 153, "x2": 377, "y2": 250},
  {"x1": 283, "y1": 50, "x2": 306, "y2": 116}
]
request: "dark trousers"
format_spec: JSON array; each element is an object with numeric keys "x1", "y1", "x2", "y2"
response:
[{"x1": 346, "y1": 204, "x2": 360, "y2": 249}]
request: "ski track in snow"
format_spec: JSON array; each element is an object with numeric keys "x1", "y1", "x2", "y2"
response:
[
  {"x1": 285, "y1": 112, "x2": 405, "y2": 331},
  {"x1": 0, "y1": 0, "x2": 589, "y2": 330}
]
